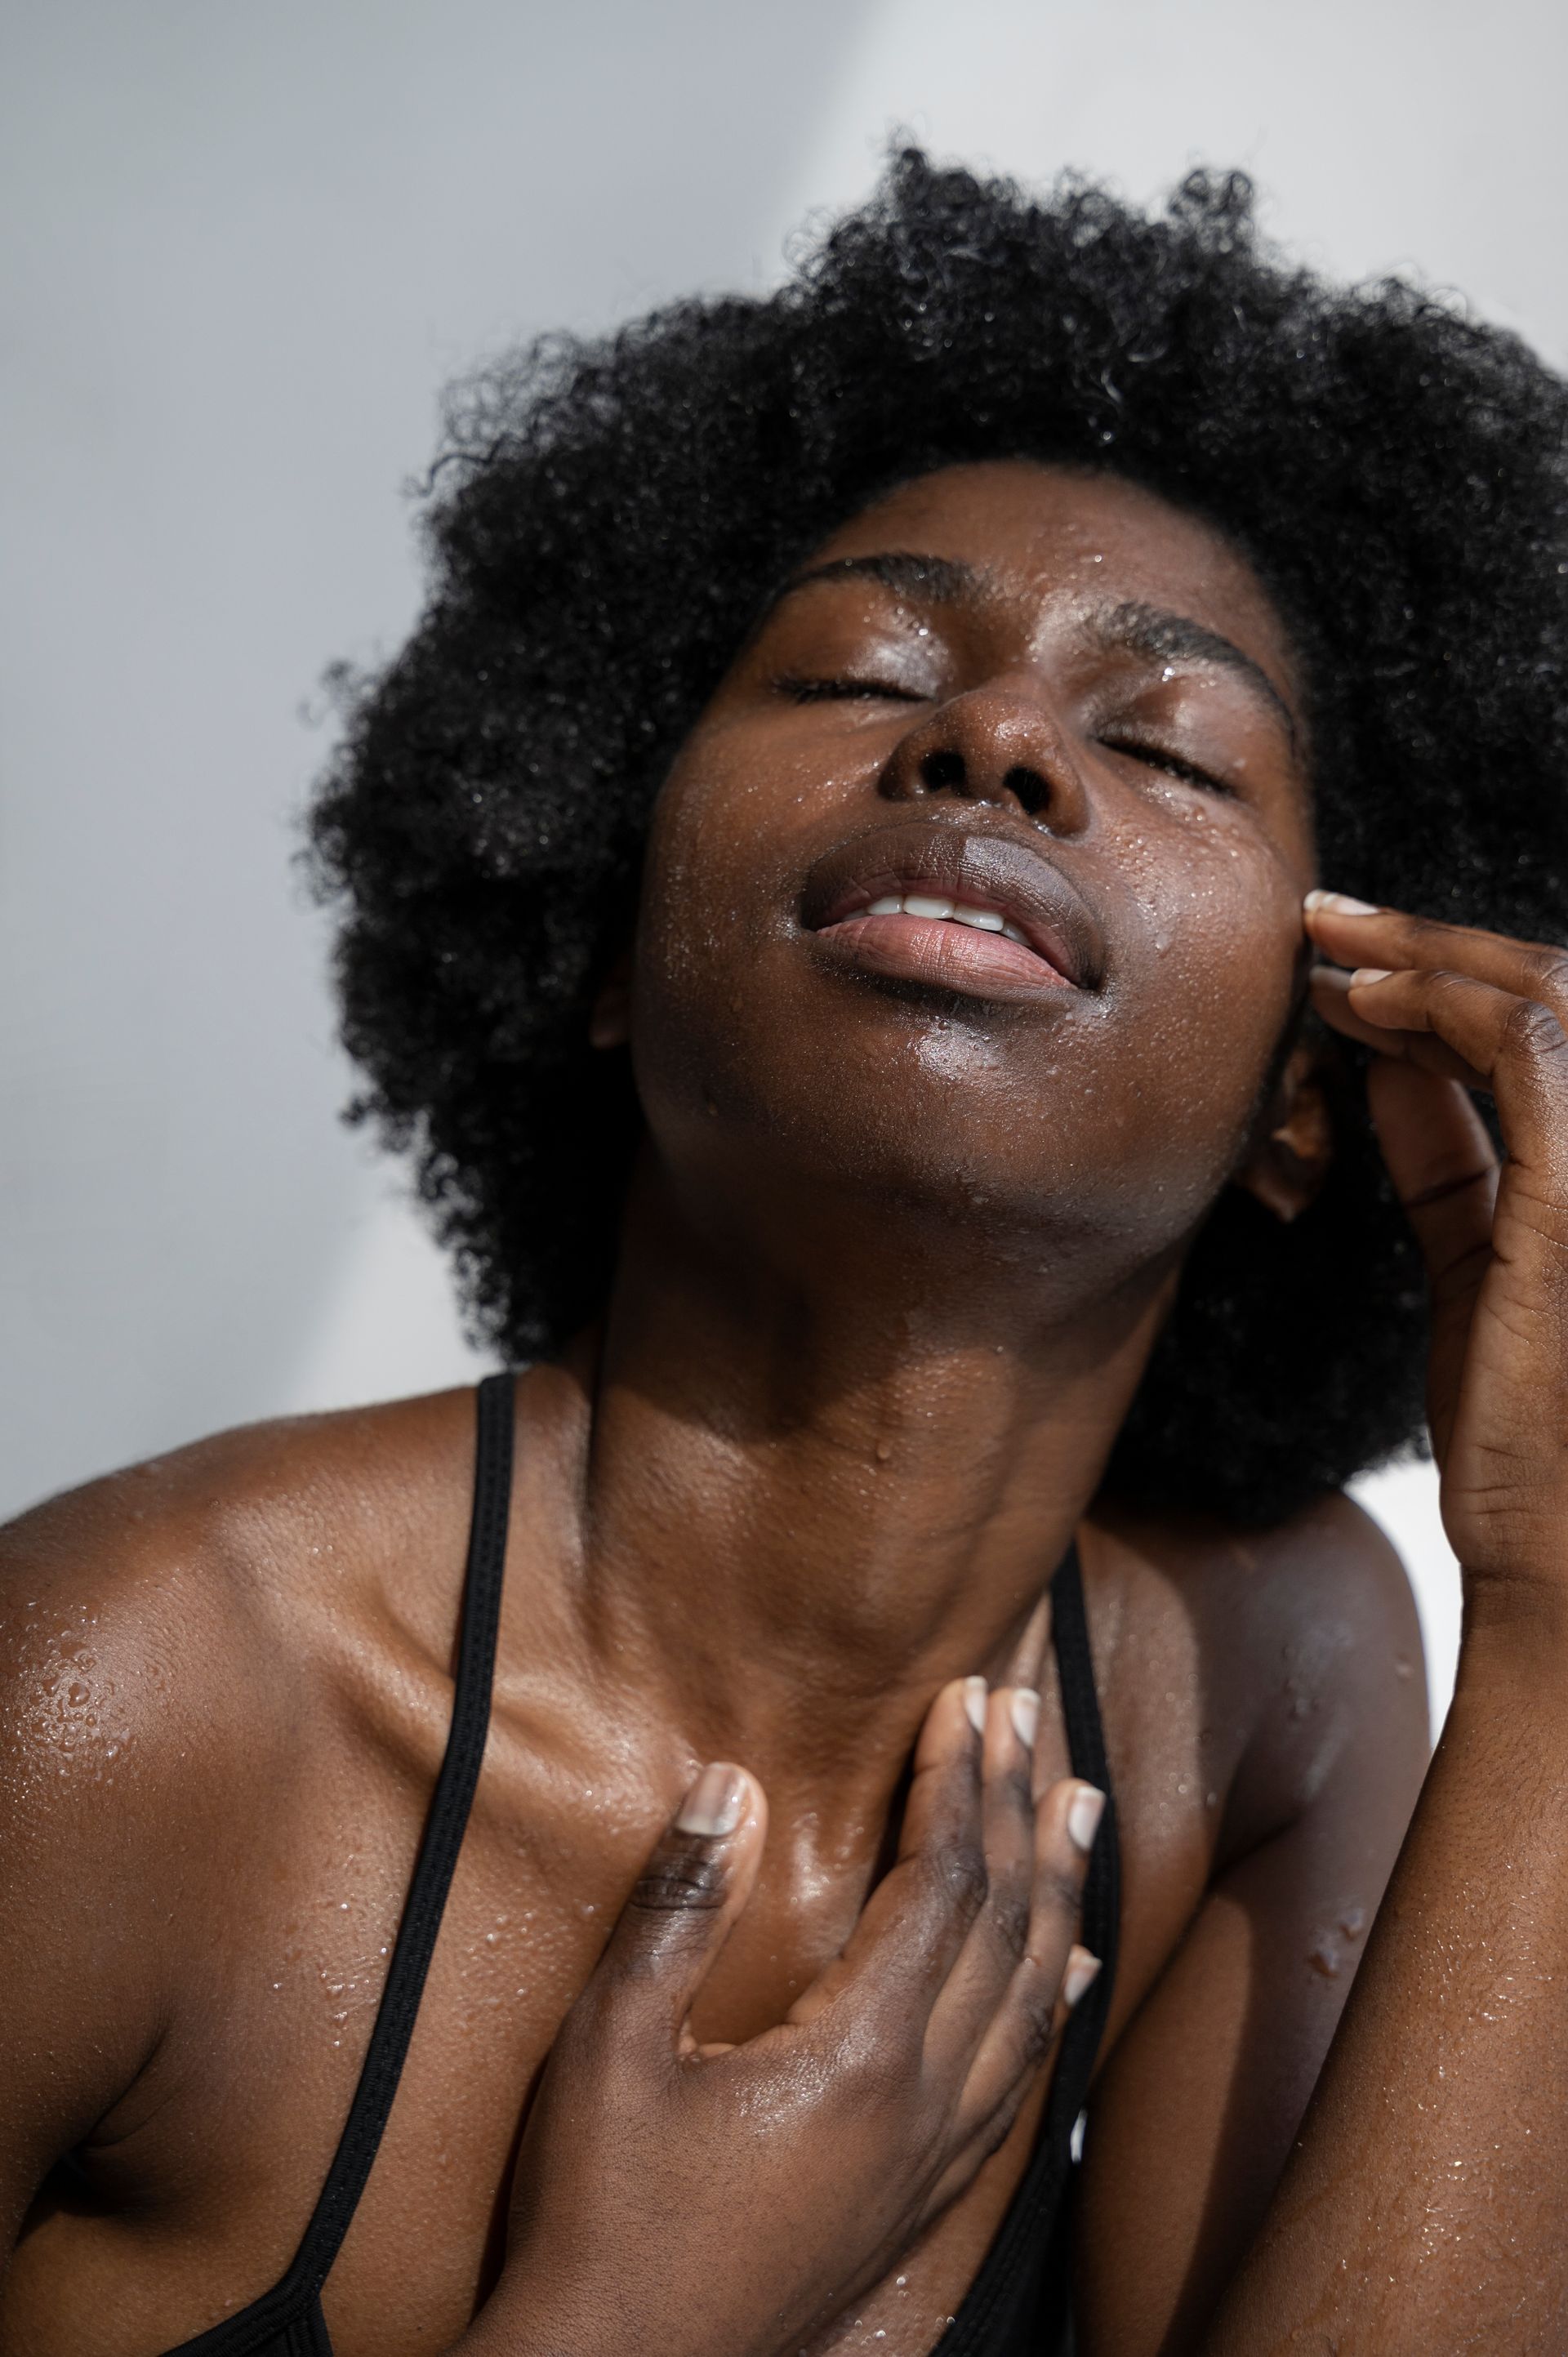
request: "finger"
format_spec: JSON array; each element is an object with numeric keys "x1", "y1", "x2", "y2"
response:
[
  {"x1": 589, "y1": 1762, "x2": 767, "y2": 2045},
  {"x1": 791, "y1": 1677, "x2": 987, "y2": 2028},
  {"x1": 1304, "y1": 890, "x2": 1568, "y2": 1019},
  {"x1": 1365, "y1": 1055, "x2": 1499, "y2": 1298},
  {"x1": 1320, "y1": 965, "x2": 1568, "y2": 1187},
  {"x1": 920, "y1": 1687, "x2": 1041, "y2": 2078},
  {"x1": 1309, "y1": 964, "x2": 1486, "y2": 1089},
  {"x1": 999, "y1": 1592, "x2": 1054, "y2": 1745},
  {"x1": 951, "y1": 1776, "x2": 1104, "y2": 2147}
]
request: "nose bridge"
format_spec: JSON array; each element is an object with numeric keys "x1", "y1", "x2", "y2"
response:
[{"x1": 881, "y1": 675, "x2": 1089, "y2": 831}]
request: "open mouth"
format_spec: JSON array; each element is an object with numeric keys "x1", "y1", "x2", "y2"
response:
[{"x1": 802, "y1": 823, "x2": 1100, "y2": 1005}]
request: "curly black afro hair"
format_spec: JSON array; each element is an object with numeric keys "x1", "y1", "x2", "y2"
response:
[{"x1": 310, "y1": 148, "x2": 1568, "y2": 1526}]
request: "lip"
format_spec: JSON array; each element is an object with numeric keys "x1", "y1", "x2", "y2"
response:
[{"x1": 801, "y1": 820, "x2": 1103, "y2": 1003}]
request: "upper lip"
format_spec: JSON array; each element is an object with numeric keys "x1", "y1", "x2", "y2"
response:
[{"x1": 801, "y1": 818, "x2": 1103, "y2": 990}]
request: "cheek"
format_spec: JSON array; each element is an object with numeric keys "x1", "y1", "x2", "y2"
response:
[
  {"x1": 626, "y1": 745, "x2": 813, "y2": 1117},
  {"x1": 1115, "y1": 810, "x2": 1304, "y2": 1122}
]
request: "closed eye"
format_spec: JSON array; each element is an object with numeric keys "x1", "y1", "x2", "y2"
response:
[
  {"x1": 1096, "y1": 733, "x2": 1232, "y2": 795},
  {"x1": 773, "y1": 674, "x2": 926, "y2": 706}
]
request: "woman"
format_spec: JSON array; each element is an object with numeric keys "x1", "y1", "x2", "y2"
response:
[{"x1": 4, "y1": 151, "x2": 1567, "y2": 2355}]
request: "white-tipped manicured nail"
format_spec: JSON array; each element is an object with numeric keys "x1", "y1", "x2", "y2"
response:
[
  {"x1": 1067, "y1": 1784, "x2": 1106, "y2": 1853},
  {"x1": 1350, "y1": 967, "x2": 1393, "y2": 986},
  {"x1": 1303, "y1": 889, "x2": 1379, "y2": 916},
  {"x1": 964, "y1": 1677, "x2": 988, "y2": 1735},
  {"x1": 1010, "y1": 1688, "x2": 1040, "y2": 1748},
  {"x1": 675, "y1": 1762, "x2": 746, "y2": 1838},
  {"x1": 1063, "y1": 1946, "x2": 1102, "y2": 2007}
]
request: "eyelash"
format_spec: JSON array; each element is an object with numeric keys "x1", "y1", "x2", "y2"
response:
[
  {"x1": 773, "y1": 681, "x2": 1231, "y2": 796},
  {"x1": 774, "y1": 674, "x2": 924, "y2": 705},
  {"x1": 1097, "y1": 734, "x2": 1230, "y2": 796}
]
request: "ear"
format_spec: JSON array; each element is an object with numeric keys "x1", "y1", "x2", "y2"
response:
[
  {"x1": 1232, "y1": 1040, "x2": 1334, "y2": 1225},
  {"x1": 588, "y1": 946, "x2": 634, "y2": 1050}
]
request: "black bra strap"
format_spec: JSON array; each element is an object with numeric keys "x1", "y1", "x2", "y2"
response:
[
  {"x1": 289, "y1": 1370, "x2": 515, "y2": 2286},
  {"x1": 934, "y1": 1538, "x2": 1122, "y2": 2355},
  {"x1": 1040, "y1": 1539, "x2": 1120, "y2": 2146}
]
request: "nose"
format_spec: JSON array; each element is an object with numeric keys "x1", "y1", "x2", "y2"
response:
[{"x1": 878, "y1": 684, "x2": 1090, "y2": 834}]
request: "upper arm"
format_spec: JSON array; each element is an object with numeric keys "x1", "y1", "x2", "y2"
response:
[
  {"x1": 0, "y1": 1483, "x2": 244, "y2": 2254},
  {"x1": 1073, "y1": 1499, "x2": 1431, "y2": 2357}
]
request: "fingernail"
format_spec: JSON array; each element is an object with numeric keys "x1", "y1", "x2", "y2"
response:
[
  {"x1": 1063, "y1": 1946, "x2": 1102, "y2": 2007},
  {"x1": 1350, "y1": 967, "x2": 1393, "y2": 986},
  {"x1": 964, "y1": 1677, "x2": 988, "y2": 1735},
  {"x1": 1067, "y1": 1784, "x2": 1106, "y2": 1853},
  {"x1": 1010, "y1": 1688, "x2": 1040, "y2": 1749},
  {"x1": 1304, "y1": 889, "x2": 1379, "y2": 916},
  {"x1": 676, "y1": 1762, "x2": 746, "y2": 1838}
]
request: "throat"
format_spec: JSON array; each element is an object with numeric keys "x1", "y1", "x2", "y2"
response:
[{"x1": 557, "y1": 1259, "x2": 1163, "y2": 1796}]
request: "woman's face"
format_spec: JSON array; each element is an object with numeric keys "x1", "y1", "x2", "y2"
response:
[{"x1": 626, "y1": 460, "x2": 1317, "y2": 1282}]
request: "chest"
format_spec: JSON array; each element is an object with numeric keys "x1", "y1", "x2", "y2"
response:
[{"x1": 20, "y1": 1604, "x2": 1235, "y2": 2357}]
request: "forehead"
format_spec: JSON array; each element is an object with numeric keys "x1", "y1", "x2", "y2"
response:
[{"x1": 802, "y1": 459, "x2": 1298, "y2": 697}]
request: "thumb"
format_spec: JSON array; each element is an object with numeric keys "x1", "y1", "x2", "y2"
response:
[{"x1": 593, "y1": 1762, "x2": 768, "y2": 2041}]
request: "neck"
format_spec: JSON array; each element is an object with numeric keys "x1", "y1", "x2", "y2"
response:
[{"x1": 557, "y1": 1152, "x2": 1175, "y2": 1812}]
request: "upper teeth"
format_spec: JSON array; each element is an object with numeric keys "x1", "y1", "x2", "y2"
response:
[{"x1": 866, "y1": 893, "x2": 1029, "y2": 945}]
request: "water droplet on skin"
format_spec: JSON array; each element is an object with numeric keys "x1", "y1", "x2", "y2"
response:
[
  {"x1": 1339, "y1": 1905, "x2": 1366, "y2": 1940},
  {"x1": 1309, "y1": 1936, "x2": 1342, "y2": 1977},
  {"x1": 1395, "y1": 1655, "x2": 1414, "y2": 1680},
  {"x1": 874, "y1": 1440, "x2": 892, "y2": 1464},
  {"x1": 67, "y1": 1682, "x2": 89, "y2": 1707}
]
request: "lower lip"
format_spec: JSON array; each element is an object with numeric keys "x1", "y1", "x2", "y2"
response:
[{"x1": 809, "y1": 911, "x2": 1074, "y2": 1001}]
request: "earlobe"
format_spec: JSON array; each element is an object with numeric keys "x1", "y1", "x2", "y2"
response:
[
  {"x1": 1232, "y1": 1044, "x2": 1335, "y2": 1225},
  {"x1": 589, "y1": 947, "x2": 634, "y2": 1050}
]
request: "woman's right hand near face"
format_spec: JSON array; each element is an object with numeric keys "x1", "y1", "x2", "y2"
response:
[{"x1": 456, "y1": 1679, "x2": 1104, "y2": 2357}]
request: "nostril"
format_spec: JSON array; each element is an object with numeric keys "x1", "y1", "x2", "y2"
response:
[
  {"x1": 1003, "y1": 764, "x2": 1049, "y2": 818},
  {"x1": 920, "y1": 749, "x2": 966, "y2": 793}
]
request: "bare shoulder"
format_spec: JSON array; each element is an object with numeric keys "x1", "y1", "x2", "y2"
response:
[
  {"x1": 1086, "y1": 1484, "x2": 1428, "y2": 1862},
  {"x1": 0, "y1": 1385, "x2": 488, "y2": 1889},
  {"x1": 0, "y1": 1388, "x2": 486, "y2": 2228},
  {"x1": 3, "y1": 1385, "x2": 479, "y2": 1712}
]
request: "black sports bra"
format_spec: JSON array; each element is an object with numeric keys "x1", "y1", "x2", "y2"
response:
[{"x1": 157, "y1": 1372, "x2": 1120, "y2": 2357}]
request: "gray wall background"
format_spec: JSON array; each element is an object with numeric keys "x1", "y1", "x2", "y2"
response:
[{"x1": 7, "y1": 0, "x2": 1568, "y2": 1727}]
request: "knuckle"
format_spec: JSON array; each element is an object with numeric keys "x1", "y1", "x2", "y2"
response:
[
  {"x1": 1503, "y1": 994, "x2": 1568, "y2": 1064},
  {"x1": 1530, "y1": 948, "x2": 1568, "y2": 1005},
  {"x1": 628, "y1": 1842, "x2": 728, "y2": 1917},
  {"x1": 931, "y1": 1839, "x2": 991, "y2": 1925},
  {"x1": 984, "y1": 1868, "x2": 1032, "y2": 1958},
  {"x1": 833, "y1": 2015, "x2": 907, "y2": 2105},
  {"x1": 1036, "y1": 1861, "x2": 1085, "y2": 1918},
  {"x1": 1019, "y1": 1981, "x2": 1061, "y2": 2067}
]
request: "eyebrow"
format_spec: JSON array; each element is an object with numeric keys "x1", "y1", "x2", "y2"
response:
[
  {"x1": 775, "y1": 550, "x2": 984, "y2": 608},
  {"x1": 773, "y1": 554, "x2": 1298, "y2": 747},
  {"x1": 1089, "y1": 600, "x2": 1298, "y2": 746}
]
